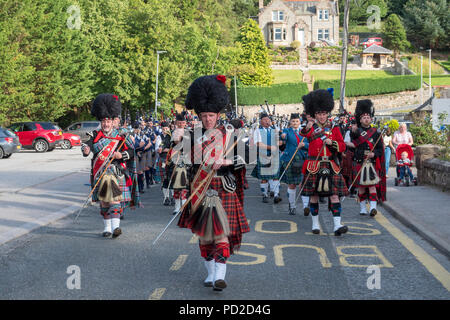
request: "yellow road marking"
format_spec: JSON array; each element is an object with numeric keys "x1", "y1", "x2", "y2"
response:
[
  {"x1": 228, "y1": 243, "x2": 266, "y2": 265},
  {"x1": 274, "y1": 244, "x2": 332, "y2": 268},
  {"x1": 170, "y1": 254, "x2": 188, "y2": 271},
  {"x1": 148, "y1": 288, "x2": 166, "y2": 300},
  {"x1": 255, "y1": 220, "x2": 298, "y2": 234},
  {"x1": 376, "y1": 212, "x2": 450, "y2": 291},
  {"x1": 336, "y1": 245, "x2": 393, "y2": 268},
  {"x1": 189, "y1": 234, "x2": 198, "y2": 244}
]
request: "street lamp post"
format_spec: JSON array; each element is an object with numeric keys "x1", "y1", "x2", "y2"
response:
[
  {"x1": 155, "y1": 50, "x2": 167, "y2": 118},
  {"x1": 427, "y1": 49, "x2": 432, "y2": 98},
  {"x1": 420, "y1": 55, "x2": 423, "y2": 104}
]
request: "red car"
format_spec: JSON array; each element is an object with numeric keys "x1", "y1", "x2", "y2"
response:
[
  {"x1": 360, "y1": 37, "x2": 383, "y2": 49},
  {"x1": 8, "y1": 121, "x2": 63, "y2": 152},
  {"x1": 60, "y1": 132, "x2": 81, "y2": 149}
]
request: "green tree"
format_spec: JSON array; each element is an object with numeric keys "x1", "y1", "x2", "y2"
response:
[
  {"x1": 382, "y1": 14, "x2": 411, "y2": 58},
  {"x1": 403, "y1": 0, "x2": 450, "y2": 49},
  {"x1": 237, "y1": 19, "x2": 273, "y2": 86},
  {"x1": 387, "y1": 0, "x2": 409, "y2": 16}
]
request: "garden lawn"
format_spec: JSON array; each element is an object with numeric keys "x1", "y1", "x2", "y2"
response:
[
  {"x1": 309, "y1": 70, "x2": 395, "y2": 81},
  {"x1": 431, "y1": 75, "x2": 450, "y2": 86},
  {"x1": 272, "y1": 69, "x2": 303, "y2": 84}
]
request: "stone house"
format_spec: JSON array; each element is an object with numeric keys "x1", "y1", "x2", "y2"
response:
[{"x1": 258, "y1": 0, "x2": 340, "y2": 48}]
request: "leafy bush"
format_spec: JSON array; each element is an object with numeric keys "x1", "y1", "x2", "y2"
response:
[
  {"x1": 409, "y1": 112, "x2": 450, "y2": 161},
  {"x1": 232, "y1": 82, "x2": 309, "y2": 105},
  {"x1": 290, "y1": 40, "x2": 301, "y2": 50},
  {"x1": 314, "y1": 75, "x2": 421, "y2": 97}
]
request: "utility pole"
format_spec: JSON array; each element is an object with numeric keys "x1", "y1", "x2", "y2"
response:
[
  {"x1": 155, "y1": 50, "x2": 167, "y2": 119},
  {"x1": 339, "y1": 0, "x2": 350, "y2": 113}
]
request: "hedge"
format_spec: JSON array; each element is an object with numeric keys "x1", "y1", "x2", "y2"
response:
[
  {"x1": 313, "y1": 75, "x2": 421, "y2": 97},
  {"x1": 232, "y1": 82, "x2": 309, "y2": 105}
]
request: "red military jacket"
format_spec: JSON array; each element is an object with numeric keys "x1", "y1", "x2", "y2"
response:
[{"x1": 300, "y1": 121, "x2": 346, "y2": 174}]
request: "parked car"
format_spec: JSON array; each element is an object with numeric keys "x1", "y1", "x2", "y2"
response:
[
  {"x1": 64, "y1": 121, "x2": 100, "y2": 143},
  {"x1": 360, "y1": 37, "x2": 383, "y2": 49},
  {"x1": 0, "y1": 127, "x2": 21, "y2": 159},
  {"x1": 60, "y1": 132, "x2": 82, "y2": 149},
  {"x1": 8, "y1": 121, "x2": 63, "y2": 152}
]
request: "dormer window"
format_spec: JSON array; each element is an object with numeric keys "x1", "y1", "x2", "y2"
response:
[{"x1": 272, "y1": 10, "x2": 284, "y2": 22}]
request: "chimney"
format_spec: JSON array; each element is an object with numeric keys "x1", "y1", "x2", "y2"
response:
[{"x1": 259, "y1": 0, "x2": 264, "y2": 11}]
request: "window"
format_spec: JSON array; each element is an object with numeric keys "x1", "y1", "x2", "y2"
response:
[
  {"x1": 318, "y1": 29, "x2": 330, "y2": 40},
  {"x1": 38, "y1": 122, "x2": 54, "y2": 130},
  {"x1": 318, "y1": 9, "x2": 329, "y2": 21},
  {"x1": 83, "y1": 122, "x2": 100, "y2": 128},
  {"x1": 274, "y1": 28, "x2": 282, "y2": 41},
  {"x1": 272, "y1": 10, "x2": 284, "y2": 21},
  {"x1": 8, "y1": 123, "x2": 22, "y2": 132},
  {"x1": 23, "y1": 123, "x2": 37, "y2": 131}
]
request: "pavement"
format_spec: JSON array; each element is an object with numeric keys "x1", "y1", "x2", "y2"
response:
[
  {"x1": 1, "y1": 152, "x2": 449, "y2": 260},
  {"x1": 381, "y1": 166, "x2": 450, "y2": 258}
]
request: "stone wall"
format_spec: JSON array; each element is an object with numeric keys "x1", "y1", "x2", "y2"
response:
[
  {"x1": 415, "y1": 144, "x2": 449, "y2": 190},
  {"x1": 240, "y1": 89, "x2": 423, "y2": 118},
  {"x1": 393, "y1": 59, "x2": 415, "y2": 75}
]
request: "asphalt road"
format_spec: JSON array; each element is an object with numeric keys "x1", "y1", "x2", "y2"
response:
[{"x1": 0, "y1": 149, "x2": 449, "y2": 300}]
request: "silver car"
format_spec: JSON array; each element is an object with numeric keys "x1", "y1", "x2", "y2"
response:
[{"x1": 64, "y1": 121, "x2": 100, "y2": 142}]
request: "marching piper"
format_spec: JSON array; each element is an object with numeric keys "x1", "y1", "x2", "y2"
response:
[
  {"x1": 346, "y1": 100, "x2": 386, "y2": 216},
  {"x1": 251, "y1": 113, "x2": 282, "y2": 204},
  {"x1": 177, "y1": 75, "x2": 250, "y2": 291},
  {"x1": 81, "y1": 93, "x2": 139, "y2": 238},
  {"x1": 280, "y1": 113, "x2": 310, "y2": 216},
  {"x1": 300, "y1": 89, "x2": 349, "y2": 236}
]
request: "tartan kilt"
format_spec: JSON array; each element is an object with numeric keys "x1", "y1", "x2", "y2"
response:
[
  {"x1": 301, "y1": 162, "x2": 349, "y2": 197},
  {"x1": 92, "y1": 170, "x2": 132, "y2": 204},
  {"x1": 154, "y1": 156, "x2": 164, "y2": 182},
  {"x1": 341, "y1": 150, "x2": 354, "y2": 184},
  {"x1": 280, "y1": 156, "x2": 304, "y2": 185},
  {"x1": 250, "y1": 159, "x2": 280, "y2": 180},
  {"x1": 177, "y1": 177, "x2": 250, "y2": 254}
]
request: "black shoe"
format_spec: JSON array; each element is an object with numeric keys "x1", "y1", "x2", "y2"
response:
[
  {"x1": 112, "y1": 228, "x2": 122, "y2": 238},
  {"x1": 204, "y1": 281, "x2": 213, "y2": 288},
  {"x1": 102, "y1": 232, "x2": 112, "y2": 237},
  {"x1": 304, "y1": 207, "x2": 310, "y2": 216},
  {"x1": 334, "y1": 226, "x2": 348, "y2": 236},
  {"x1": 289, "y1": 207, "x2": 296, "y2": 215},
  {"x1": 120, "y1": 215, "x2": 124, "y2": 220},
  {"x1": 274, "y1": 196, "x2": 282, "y2": 204},
  {"x1": 262, "y1": 195, "x2": 269, "y2": 203},
  {"x1": 170, "y1": 198, "x2": 175, "y2": 206},
  {"x1": 163, "y1": 198, "x2": 170, "y2": 206},
  {"x1": 269, "y1": 191, "x2": 274, "y2": 198},
  {"x1": 312, "y1": 229, "x2": 320, "y2": 234},
  {"x1": 213, "y1": 280, "x2": 227, "y2": 291},
  {"x1": 370, "y1": 209, "x2": 377, "y2": 217}
]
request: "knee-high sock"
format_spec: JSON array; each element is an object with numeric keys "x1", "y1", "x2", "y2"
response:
[
  {"x1": 269, "y1": 180, "x2": 279, "y2": 196},
  {"x1": 288, "y1": 188, "x2": 296, "y2": 208},
  {"x1": 214, "y1": 242, "x2": 230, "y2": 264},
  {"x1": 260, "y1": 182, "x2": 268, "y2": 196},
  {"x1": 200, "y1": 243, "x2": 216, "y2": 261},
  {"x1": 369, "y1": 193, "x2": 377, "y2": 210},
  {"x1": 331, "y1": 202, "x2": 341, "y2": 217},
  {"x1": 360, "y1": 201, "x2": 368, "y2": 214},
  {"x1": 301, "y1": 196, "x2": 309, "y2": 209},
  {"x1": 310, "y1": 202, "x2": 319, "y2": 216}
]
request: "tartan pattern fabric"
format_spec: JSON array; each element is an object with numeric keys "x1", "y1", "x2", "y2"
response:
[
  {"x1": 199, "y1": 243, "x2": 216, "y2": 261},
  {"x1": 280, "y1": 156, "x2": 304, "y2": 185},
  {"x1": 174, "y1": 189, "x2": 188, "y2": 200},
  {"x1": 156, "y1": 155, "x2": 166, "y2": 182},
  {"x1": 233, "y1": 167, "x2": 247, "y2": 206},
  {"x1": 92, "y1": 167, "x2": 131, "y2": 202},
  {"x1": 214, "y1": 242, "x2": 230, "y2": 263},
  {"x1": 301, "y1": 162, "x2": 349, "y2": 197},
  {"x1": 178, "y1": 176, "x2": 249, "y2": 255},
  {"x1": 341, "y1": 149, "x2": 354, "y2": 186},
  {"x1": 250, "y1": 158, "x2": 281, "y2": 180}
]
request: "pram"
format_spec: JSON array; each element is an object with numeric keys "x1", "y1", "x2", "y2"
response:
[{"x1": 394, "y1": 144, "x2": 418, "y2": 187}]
